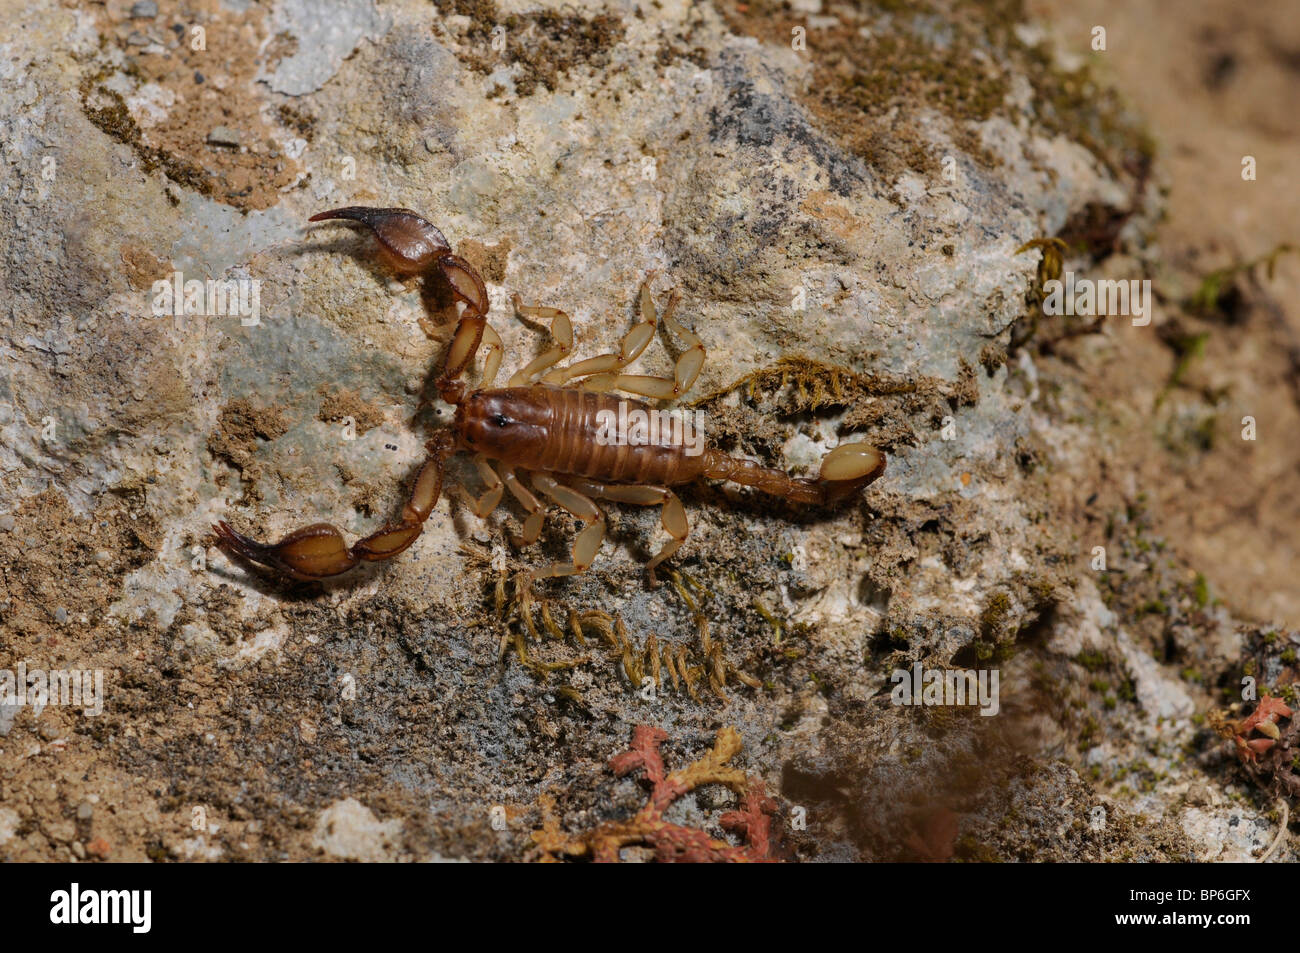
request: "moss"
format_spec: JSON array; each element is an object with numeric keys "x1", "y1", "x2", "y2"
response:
[
  {"x1": 718, "y1": 0, "x2": 1151, "y2": 186},
  {"x1": 80, "y1": 81, "x2": 212, "y2": 196},
  {"x1": 1075, "y1": 650, "x2": 1108, "y2": 672},
  {"x1": 1187, "y1": 244, "x2": 1297, "y2": 318},
  {"x1": 276, "y1": 104, "x2": 316, "y2": 142},
  {"x1": 1078, "y1": 715, "x2": 1100, "y2": 751},
  {"x1": 1138, "y1": 599, "x2": 1167, "y2": 617},
  {"x1": 979, "y1": 591, "x2": 1013, "y2": 639},
  {"x1": 1192, "y1": 573, "x2": 1210, "y2": 608}
]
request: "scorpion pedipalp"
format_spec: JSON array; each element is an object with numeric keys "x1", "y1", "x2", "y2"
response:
[
  {"x1": 309, "y1": 206, "x2": 450, "y2": 274},
  {"x1": 213, "y1": 432, "x2": 453, "y2": 580},
  {"x1": 310, "y1": 206, "x2": 489, "y2": 320},
  {"x1": 212, "y1": 520, "x2": 359, "y2": 580}
]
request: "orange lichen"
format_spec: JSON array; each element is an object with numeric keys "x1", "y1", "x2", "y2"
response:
[{"x1": 531, "y1": 725, "x2": 778, "y2": 862}]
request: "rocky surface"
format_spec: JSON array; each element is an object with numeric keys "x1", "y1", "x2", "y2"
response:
[{"x1": 0, "y1": 0, "x2": 1296, "y2": 861}]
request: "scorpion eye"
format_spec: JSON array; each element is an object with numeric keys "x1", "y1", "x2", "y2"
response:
[{"x1": 492, "y1": 413, "x2": 510, "y2": 428}]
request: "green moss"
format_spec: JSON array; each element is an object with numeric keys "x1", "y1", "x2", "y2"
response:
[
  {"x1": 1192, "y1": 573, "x2": 1209, "y2": 608},
  {"x1": 980, "y1": 591, "x2": 1013, "y2": 638},
  {"x1": 1076, "y1": 650, "x2": 1108, "y2": 672}
]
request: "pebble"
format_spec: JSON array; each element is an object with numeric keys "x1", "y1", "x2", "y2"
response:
[
  {"x1": 207, "y1": 126, "x2": 241, "y2": 148},
  {"x1": 48, "y1": 820, "x2": 76, "y2": 844},
  {"x1": 130, "y1": 0, "x2": 158, "y2": 17}
]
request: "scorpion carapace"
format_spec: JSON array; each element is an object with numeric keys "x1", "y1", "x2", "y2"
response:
[{"x1": 213, "y1": 207, "x2": 886, "y2": 587}]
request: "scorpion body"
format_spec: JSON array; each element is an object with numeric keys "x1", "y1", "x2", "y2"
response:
[{"x1": 214, "y1": 207, "x2": 885, "y2": 586}]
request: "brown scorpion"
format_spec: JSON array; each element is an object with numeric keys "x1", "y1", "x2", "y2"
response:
[{"x1": 213, "y1": 207, "x2": 886, "y2": 587}]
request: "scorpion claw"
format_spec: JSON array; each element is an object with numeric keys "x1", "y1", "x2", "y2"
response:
[
  {"x1": 309, "y1": 207, "x2": 488, "y2": 319},
  {"x1": 309, "y1": 206, "x2": 452, "y2": 277},
  {"x1": 213, "y1": 520, "x2": 359, "y2": 580}
]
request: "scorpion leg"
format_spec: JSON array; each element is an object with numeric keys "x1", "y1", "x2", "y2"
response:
[
  {"x1": 562, "y1": 478, "x2": 688, "y2": 587},
  {"x1": 503, "y1": 468, "x2": 546, "y2": 546},
  {"x1": 525, "y1": 474, "x2": 606, "y2": 581},
  {"x1": 454, "y1": 454, "x2": 505, "y2": 517},
  {"x1": 540, "y1": 275, "x2": 660, "y2": 386},
  {"x1": 507, "y1": 297, "x2": 573, "y2": 385},
  {"x1": 213, "y1": 432, "x2": 455, "y2": 580},
  {"x1": 478, "y1": 323, "x2": 504, "y2": 388},
  {"x1": 590, "y1": 290, "x2": 705, "y2": 400}
]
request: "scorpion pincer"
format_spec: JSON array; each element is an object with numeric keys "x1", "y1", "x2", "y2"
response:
[{"x1": 214, "y1": 207, "x2": 886, "y2": 587}]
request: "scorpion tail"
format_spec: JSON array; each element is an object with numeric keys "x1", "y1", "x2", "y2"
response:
[
  {"x1": 816, "y1": 442, "x2": 887, "y2": 504},
  {"x1": 703, "y1": 442, "x2": 885, "y2": 506}
]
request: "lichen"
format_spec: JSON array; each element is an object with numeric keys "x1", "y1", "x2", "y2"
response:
[{"x1": 531, "y1": 725, "x2": 778, "y2": 862}]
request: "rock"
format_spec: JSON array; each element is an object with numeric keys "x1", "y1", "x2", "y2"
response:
[
  {"x1": 206, "y1": 126, "x2": 240, "y2": 148},
  {"x1": 0, "y1": 808, "x2": 20, "y2": 846},
  {"x1": 0, "y1": 0, "x2": 1290, "y2": 863},
  {"x1": 311, "y1": 799, "x2": 403, "y2": 862},
  {"x1": 47, "y1": 820, "x2": 76, "y2": 844}
]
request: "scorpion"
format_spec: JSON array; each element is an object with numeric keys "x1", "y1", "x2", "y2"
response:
[{"x1": 213, "y1": 206, "x2": 886, "y2": 588}]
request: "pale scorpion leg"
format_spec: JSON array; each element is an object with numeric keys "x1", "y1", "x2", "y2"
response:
[
  {"x1": 503, "y1": 468, "x2": 546, "y2": 546},
  {"x1": 508, "y1": 297, "x2": 573, "y2": 386},
  {"x1": 525, "y1": 474, "x2": 606, "y2": 581},
  {"x1": 562, "y1": 478, "x2": 688, "y2": 587},
  {"x1": 586, "y1": 288, "x2": 704, "y2": 400},
  {"x1": 454, "y1": 454, "x2": 505, "y2": 517},
  {"x1": 478, "y1": 323, "x2": 504, "y2": 388},
  {"x1": 540, "y1": 275, "x2": 661, "y2": 387}
]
